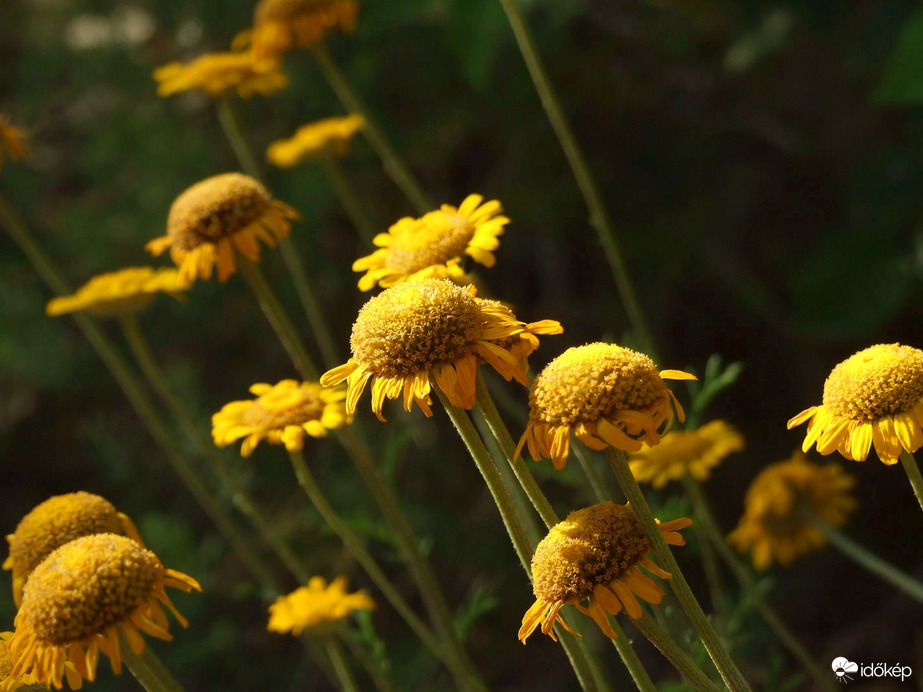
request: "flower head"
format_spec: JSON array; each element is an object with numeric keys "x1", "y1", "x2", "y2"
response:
[
  {"x1": 235, "y1": 0, "x2": 359, "y2": 59},
  {"x1": 629, "y1": 420, "x2": 745, "y2": 489},
  {"x1": 267, "y1": 114, "x2": 364, "y2": 167},
  {"x1": 515, "y1": 343, "x2": 696, "y2": 470},
  {"x1": 520, "y1": 502, "x2": 691, "y2": 643},
  {"x1": 10, "y1": 533, "x2": 200, "y2": 689},
  {"x1": 146, "y1": 172, "x2": 299, "y2": 282},
  {"x1": 4, "y1": 492, "x2": 142, "y2": 608},
  {"x1": 45, "y1": 267, "x2": 191, "y2": 319},
  {"x1": 267, "y1": 576, "x2": 375, "y2": 636},
  {"x1": 352, "y1": 194, "x2": 509, "y2": 291},
  {"x1": 728, "y1": 451, "x2": 856, "y2": 570},
  {"x1": 788, "y1": 343, "x2": 923, "y2": 465},
  {"x1": 320, "y1": 279, "x2": 561, "y2": 421},
  {"x1": 212, "y1": 379, "x2": 350, "y2": 456},
  {"x1": 154, "y1": 51, "x2": 287, "y2": 99},
  {"x1": 0, "y1": 115, "x2": 27, "y2": 172}
]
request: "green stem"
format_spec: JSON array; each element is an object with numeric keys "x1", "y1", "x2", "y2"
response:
[
  {"x1": 497, "y1": 0, "x2": 653, "y2": 352},
  {"x1": 119, "y1": 315, "x2": 310, "y2": 585},
  {"x1": 899, "y1": 450, "x2": 923, "y2": 513},
  {"x1": 630, "y1": 616, "x2": 723, "y2": 692},
  {"x1": 337, "y1": 628, "x2": 395, "y2": 692},
  {"x1": 0, "y1": 193, "x2": 279, "y2": 594},
  {"x1": 605, "y1": 448, "x2": 751, "y2": 692},
  {"x1": 216, "y1": 98, "x2": 262, "y2": 180},
  {"x1": 310, "y1": 43, "x2": 432, "y2": 215},
  {"x1": 322, "y1": 147, "x2": 378, "y2": 243},
  {"x1": 814, "y1": 518, "x2": 923, "y2": 604},
  {"x1": 325, "y1": 635, "x2": 360, "y2": 692},
  {"x1": 684, "y1": 478, "x2": 836, "y2": 692},
  {"x1": 573, "y1": 443, "x2": 615, "y2": 504},
  {"x1": 608, "y1": 617, "x2": 658, "y2": 692},
  {"x1": 120, "y1": 631, "x2": 186, "y2": 692}
]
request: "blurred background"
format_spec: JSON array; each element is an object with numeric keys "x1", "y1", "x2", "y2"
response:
[{"x1": 2, "y1": 0, "x2": 923, "y2": 689}]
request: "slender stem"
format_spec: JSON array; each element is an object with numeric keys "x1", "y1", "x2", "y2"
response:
[
  {"x1": 325, "y1": 636, "x2": 360, "y2": 692},
  {"x1": 337, "y1": 628, "x2": 395, "y2": 692},
  {"x1": 899, "y1": 450, "x2": 923, "y2": 512},
  {"x1": 310, "y1": 43, "x2": 432, "y2": 215},
  {"x1": 608, "y1": 618, "x2": 657, "y2": 692},
  {"x1": 216, "y1": 98, "x2": 262, "y2": 179},
  {"x1": 120, "y1": 632, "x2": 186, "y2": 692},
  {"x1": 684, "y1": 478, "x2": 836, "y2": 692},
  {"x1": 497, "y1": 0, "x2": 653, "y2": 351},
  {"x1": 322, "y1": 147, "x2": 378, "y2": 243},
  {"x1": 630, "y1": 616, "x2": 723, "y2": 692},
  {"x1": 573, "y1": 443, "x2": 614, "y2": 504},
  {"x1": 0, "y1": 193, "x2": 280, "y2": 594},
  {"x1": 814, "y1": 519, "x2": 923, "y2": 604},
  {"x1": 692, "y1": 516, "x2": 728, "y2": 634},
  {"x1": 119, "y1": 315, "x2": 310, "y2": 585},
  {"x1": 605, "y1": 448, "x2": 752, "y2": 692}
]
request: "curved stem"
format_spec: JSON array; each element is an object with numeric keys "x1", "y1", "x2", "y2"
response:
[
  {"x1": 337, "y1": 628, "x2": 395, "y2": 692},
  {"x1": 630, "y1": 616, "x2": 723, "y2": 692},
  {"x1": 497, "y1": 0, "x2": 653, "y2": 352},
  {"x1": 322, "y1": 148, "x2": 378, "y2": 243},
  {"x1": 899, "y1": 451, "x2": 923, "y2": 513},
  {"x1": 605, "y1": 448, "x2": 751, "y2": 692},
  {"x1": 120, "y1": 629, "x2": 186, "y2": 692},
  {"x1": 608, "y1": 618, "x2": 657, "y2": 692},
  {"x1": 216, "y1": 98, "x2": 262, "y2": 180},
  {"x1": 325, "y1": 635, "x2": 360, "y2": 692}
]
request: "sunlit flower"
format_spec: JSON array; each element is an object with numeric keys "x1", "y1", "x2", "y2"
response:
[
  {"x1": 212, "y1": 379, "x2": 350, "y2": 456},
  {"x1": 0, "y1": 115, "x2": 27, "y2": 172},
  {"x1": 45, "y1": 267, "x2": 191, "y2": 319},
  {"x1": 788, "y1": 343, "x2": 923, "y2": 465},
  {"x1": 728, "y1": 450, "x2": 856, "y2": 570},
  {"x1": 10, "y1": 534, "x2": 199, "y2": 689},
  {"x1": 4, "y1": 491, "x2": 142, "y2": 608},
  {"x1": 154, "y1": 51, "x2": 287, "y2": 99},
  {"x1": 267, "y1": 576, "x2": 375, "y2": 636},
  {"x1": 235, "y1": 0, "x2": 359, "y2": 59},
  {"x1": 515, "y1": 343, "x2": 696, "y2": 470},
  {"x1": 146, "y1": 172, "x2": 299, "y2": 282},
  {"x1": 629, "y1": 420, "x2": 745, "y2": 489},
  {"x1": 267, "y1": 114, "x2": 364, "y2": 167},
  {"x1": 520, "y1": 502, "x2": 691, "y2": 643},
  {"x1": 352, "y1": 194, "x2": 509, "y2": 291},
  {"x1": 0, "y1": 632, "x2": 40, "y2": 692},
  {"x1": 320, "y1": 279, "x2": 561, "y2": 421}
]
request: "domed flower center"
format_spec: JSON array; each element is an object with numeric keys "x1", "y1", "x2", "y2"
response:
[
  {"x1": 384, "y1": 212, "x2": 475, "y2": 274},
  {"x1": 532, "y1": 503, "x2": 650, "y2": 604},
  {"x1": 168, "y1": 173, "x2": 272, "y2": 250},
  {"x1": 19, "y1": 534, "x2": 161, "y2": 646},
  {"x1": 529, "y1": 343, "x2": 668, "y2": 426},
  {"x1": 350, "y1": 279, "x2": 484, "y2": 378},
  {"x1": 822, "y1": 343, "x2": 923, "y2": 421},
  {"x1": 243, "y1": 385, "x2": 326, "y2": 429}
]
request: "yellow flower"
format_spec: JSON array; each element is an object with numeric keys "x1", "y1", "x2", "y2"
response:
[
  {"x1": 212, "y1": 379, "x2": 350, "y2": 456},
  {"x1": 267, "y1": 114, "x2": 364, "y2": 167},
  {"x1": 629, "y1": 420, "x2": 745, "y2": 489},
  {"x1": 0, "y1": 632, "x2": 41, "y2": 692},
  {"x1": 788, "y1": 343, "x2": 923, "y2": 466},
  {"x1": 154, "y1": 51, "x2": 287, "y2": 99},
  {"x1": 520, "y1": 502, "x2": 691, "y2": 643},
  {"x1": 0, "y1": 115, "x2": 27, "y2": 172},
  {"x1": 267, "y1": 576, "x2": 375, "y2": 636},
  {"x1": 45, "y1": 267, "x2": 191, "y2": 319},
  {"x1": 4, "y1": 491, "x2": 142, "y2": 608},
  {"x1": 352, "y1": 194, "x2": 509, "y2": 291},
  {"x1": 320, "y1": 279, "x2": 562, "y2": 421},
  {"x1": 515, "y1": 343, "x2": 696, "y2": 471},
  {"x1": 728, "y1": 450, "x2": 856, "y2": 570},
  {"x1": 235, "y1": 0, "x2": 360, "y2": 59},
  {"x1": 146, "y1": 172, "x2": 299, "y2": 282},
  {"x1": 10, "y1": 534, "x2": 200, "y2": 689}
]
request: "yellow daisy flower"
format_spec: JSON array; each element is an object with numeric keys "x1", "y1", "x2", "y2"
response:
[
  {"x1": 267, "y1": 576, "x2": 375, "y2": 636},
  {"x1": 628, "y1": 419, "x2": 745, "y2": 489},
  {"x1": 515, "y1": 343, "x2": 696, "y2": 471},
  {"x1": 10, "y1": 534, "x2": 200, "y2": 689},
  {"x1": 267, "y1": 114, "x2": 364, "y2": 167},
  {"x1": 728, "y1": 450, "x2": 856, "y2": 570},
  {"x1": 520, "y1": 502, "x2": 691, "y2": 643},
  {"x1": 212, "y1": 379, "x2": 350, "y2": 457},
  {"x1": 146, "y1": 172, "x2": 300, "y2": 283},
  {"x1": 0, "y1": 115, "x2": 27, "y2": 172},
  {"x1": 45, "y1": 267, "x2": 191, "y2": 319},
  {"x1": 4, "y1": 491, "x2": 142, "y2": 608},
  {"x1": 320, "y1": 279, "x2": 562, "y2": 421},
  {"x1": 352, "y1": 194, "x2": 509, "y2": 291},
  {"x1": 235, "y1": 0, "x2": 360, "y2": 59},
  {"x1": 788, "y1": 343, "x2": 923, "y2": 466},
  {"x1": 154, "y1": 51, "x2": 287, "y2": 99},
  {"x1": 0, "y1": 632, "x2": 41, "y2": 692}
]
